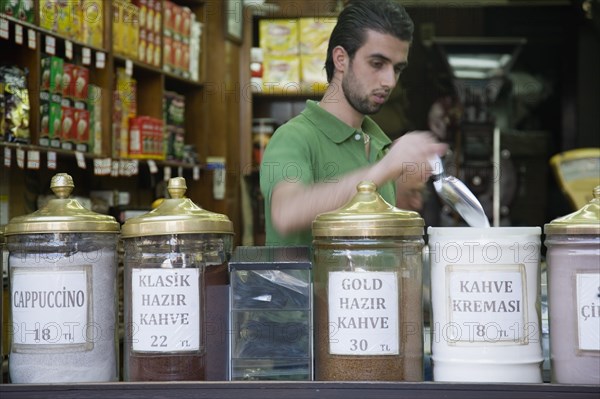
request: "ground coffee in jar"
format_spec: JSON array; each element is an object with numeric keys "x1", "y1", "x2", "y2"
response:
[
  {"x1": 121, "y1": 177, "x2": 233, "y2": 381},
  {"x1": 312, "y1": 181, "x2": 425, "y2": 381}
]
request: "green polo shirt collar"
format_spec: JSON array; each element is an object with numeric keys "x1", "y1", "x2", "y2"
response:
[{"x1": 302, "y1": 100, "x2": 392, "y2": 147}]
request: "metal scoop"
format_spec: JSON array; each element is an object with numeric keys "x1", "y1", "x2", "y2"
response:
[{"x1": 429, "y1": 155, "x2": 490, "y2": 228}]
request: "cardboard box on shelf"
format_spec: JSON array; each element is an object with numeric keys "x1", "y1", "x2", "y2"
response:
[
  {"x1": 74, "y1": 107, "x2": 90, "y2": 152},
  {"x1": 60, "y1": 105, "x2": 75, "y2": 150},
  {"x1": 262, "y1": 55, "x2": 300, "y2": 93},
  {"x1": 299, "y1": 17, "x2": 336, "y2": 55},
  {"x1": 41, "y1": 56, "x2": 64, "y2": 95},
  {"x1": 259, "y1": 19, "x2": 299, "y2": 55},
  {"x1": 300, "y1": 53, "x2": 327, "y2": 86},
  {"x1": 82, "y1": 0, "x2": 104, "y2": 48}
]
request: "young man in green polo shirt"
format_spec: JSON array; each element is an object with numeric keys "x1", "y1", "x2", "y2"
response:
[{"x1": 260, "y1": 0, "x2": 447, "y2": 247}]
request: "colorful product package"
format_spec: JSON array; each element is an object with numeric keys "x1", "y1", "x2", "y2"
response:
[
  {"x1": 1, "y1": 65, "x2": 31, "y2": 143},
  {"x1": 87, "y1": 83, "x2": 102, "y2": 154},
  {"x1": 299, "y1": 17, "x2": 336, "y2": 55},
  {"x1": 60, "y1": 105, "x2": 75, "y2": 150},
  {"x1": 74, "y1": 107, "x2": 90, "y2": 152},
  {"x1": 82, "y1": 0, "x2": 104, "y2": 48},
  {"x1": 49, "y1": 92, "x2": 62, "y2": 147},
  {"x1": 41, "y1": 56, "x2": 64, "y2": 94},
  {"x1": 262, "y1": 54, "x2": 301, "y2": 93},
  {"x1": 259, "y1": 19, "x2": 299, "y2": 55}
]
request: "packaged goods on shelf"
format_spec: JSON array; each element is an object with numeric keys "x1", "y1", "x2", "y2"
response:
[
  {"x1": 74, "y1": 107, "x2": 90, "y2": 152},
  {"x1": 60, "y1": 104, "x2": 76, "y2": 150},
  {"x1": 259, "y1": 18, "x2": 332, "y2": 90},
  {"x1": 87, "y1": 83, "x2": 102, "y2": 154},
  {"x1": 299, "y1": 18, "x2": 335, "y2": 55},
  {"x1": 135, "y1": 0, "x2": 162, "y2": 68},
  {"x1": 163, "y1": 90, "x2": 185, "y2": 161},
  {"x1": 189, "y1": 21, "x2": 202, "y2": 81},
  {"x1": 163, "y1": 1, "x2": 194, "y2": 77},
  {"x1": 163, "y1": 90, "x2": 185, "y2": 127},
  {"x1": 1, "y1": 0, "x2": 34, "y2": 23},
  {"x1": 128, "y1": 115, "x2": 165, "y2": 160},
  {"x1": 81, "y1": 0, "x2": 104, "y2": 48},
  {"x1": 41, "y1": 56, "x2": 64, "y2": 94},
  {"x1": 60, "y1": 63, "x2": 89, "y2": 102},
  {"x1": 0, "y1": 65, "x2": 30, "y2": 143},
  {"x1": 39, "y1": 91, "x2": 62, "y2": 147},
  {"x1": 37, "y1": 0, "x2": 104, "y2": 46},
  {"x1": 113, "y1": 0, "x2": 139, "y2": 59},
  {"x1": 113, "y1": 68, "x2": 137, "y2": 158},
  {"x1": 259, "y1": 19, "x2": 300, "y2": 55},
  {"x1": 262, "y1": 55, "x2": 300, "y2": 93},
  {"x1": 300, "y1": 54, "x2": 327, "y2": 87}
]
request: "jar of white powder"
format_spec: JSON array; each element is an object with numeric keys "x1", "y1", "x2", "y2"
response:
[
  {"x1": 4, "y1": 173, "x2": 120, "y2": 383},
  {"x1": 427, "y1": 226, "x2": 543, "y2": 383},
  {"x1": 544, "y1": 185, "x2": 599, "y2": 384},
  {"x1": 121, "y1": 177, "x2": 233, "y2": 381}
]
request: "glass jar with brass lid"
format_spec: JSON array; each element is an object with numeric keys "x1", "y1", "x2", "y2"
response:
[
  {"x1": 544, "y1": 185, "x2": 600, "y2": 384},
  {"x1": 4, "y1": 173, "x2": 120, "y2": 383},
  {"x1": 121, "y1": 177, "x2": 233, "y2": 381},
  {"x1": 312, "y1": 181, "x2": 424, "y2": 381}
]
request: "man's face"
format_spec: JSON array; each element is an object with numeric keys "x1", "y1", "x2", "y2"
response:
[{"x1": 342, "y1": 30, "x2": 410, "y2": 115}]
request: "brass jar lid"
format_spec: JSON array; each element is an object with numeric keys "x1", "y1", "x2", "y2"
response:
[
  {"x1": 544, "y1": 185, "x2": 600, "y2": 235},
  {"x1": 4, "y1": 173, "x2": 119, "y2": 235},
  {"x1": 312, "y1": 181, "x2": 424, "y2": 237},
  {"x1": 121, "y1": 177, "x2": 234, "y2": 238}
]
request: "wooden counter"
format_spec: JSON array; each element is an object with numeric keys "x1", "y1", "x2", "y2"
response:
[{"x1": 1, "y1": 381, "x2": 598, "y2": 399}]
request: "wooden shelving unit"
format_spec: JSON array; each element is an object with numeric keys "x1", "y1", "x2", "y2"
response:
[{"x1": 0, "y1": 0, "x2": 210, "y2": 219}]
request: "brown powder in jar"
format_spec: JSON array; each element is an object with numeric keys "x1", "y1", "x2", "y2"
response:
[
  {"x1": 314, "y1": 263, "x2": 423, "y2": 381},
  {"x1": 204, "y1": 262, "x2": 229, "y2": 380},
  {"x1": 127, "y1": 353, "x2": 206, "y2": 381}
]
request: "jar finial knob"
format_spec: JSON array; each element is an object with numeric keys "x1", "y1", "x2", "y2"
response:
[
  {"x1": 50, "y1": 173, "x2": 74, "y2": 199},
  {"x1": 357, "y1": 181, "x2": 376, "y2": 193},
  {"x1": 168, "y1": 177, "x2": 187, "y2": 199}
]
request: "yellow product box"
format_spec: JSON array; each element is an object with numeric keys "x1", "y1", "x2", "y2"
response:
[
  {"x1": 39, "y1": 0, "x2": 58, "y2": 32},
  {"x1": 112, "y1": 0, "x2": 124, "y2": 54},
  {"x1": 300, "y1": 53, "x2": 327, "y2": 86},
  {"x1": 82, "y1": 0, "x2": 104, "y2": 48},
  {"x1": 125, "y1": 4, "x2": 139, "y2": 59},
  {"x1": 259, "y1": 19, "x2": 299, "y2": 55},
  {"x1": 262, "y1": 54, "x2": 300, "y2": 94},
  {"x1": 299, "y1": 17, "x2": 336, "y2": 55},
  {"x1": 56, "y1": 0, "x2": 81, "y2": 39}
]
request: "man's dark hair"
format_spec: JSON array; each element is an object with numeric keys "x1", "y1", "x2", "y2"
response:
[{"x1": 325, "y1": 0, "x2": 414, "y2": 82}]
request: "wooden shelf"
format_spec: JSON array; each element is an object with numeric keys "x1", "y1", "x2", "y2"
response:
[
  {"x1": 0, "y1": 0, "x2": 212, "y2": 220},
  {"x1": 0, "y1": 14, "x2": 108, "y2": 53},
  {"x1": 0, "y1": 142, "x2": 199, "y2": 170}
]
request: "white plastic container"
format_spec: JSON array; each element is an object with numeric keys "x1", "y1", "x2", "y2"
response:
[{"x1": 428, "y1": 227, "x2": 543, "y2": 383}]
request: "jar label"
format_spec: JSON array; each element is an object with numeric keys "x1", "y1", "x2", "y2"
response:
[
  {"x1": 445, "y1": 264, "x2": 529, "y2": 345},
  {"x1": 327, "y1": 271, "x2": 399, "y2": 355},
  {"x1": 131, "y1": 268, "x2": 200, "y2": 352},
  {"x1": 11, "y1": 266, "x2": 92, "y2": 352},
  {"x1": 576, "y1": 273, "x2": 600, "y2": 351}
]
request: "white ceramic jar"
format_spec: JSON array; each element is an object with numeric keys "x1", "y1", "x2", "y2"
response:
[{"x1": 428, "y1": 226, "x2": 543, "y2": 383}]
